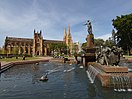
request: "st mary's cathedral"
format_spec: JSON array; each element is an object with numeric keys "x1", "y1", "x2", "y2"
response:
[{"x1": 4, "y1": 26, "x2": 73, "y2": 56}]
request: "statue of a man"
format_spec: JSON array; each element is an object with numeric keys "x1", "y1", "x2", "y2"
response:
[{"x1": 85, "y1": 20, "x2": 92, "y2": 34}]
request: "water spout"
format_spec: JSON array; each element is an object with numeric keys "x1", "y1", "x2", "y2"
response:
[
  {"x1": 86, "y1": 65, "x2": 99, "y2": 83},
  {"x1": 111, "y1": 75, "x2": 132, "y2": 92}
]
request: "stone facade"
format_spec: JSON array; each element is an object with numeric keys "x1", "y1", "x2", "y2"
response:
[
  {"x1": 86, "y1": 33, "x2": 94, "y2": 48},
  {"x1": 4, "y1": 29, "x2": 73, "y2": 56}
]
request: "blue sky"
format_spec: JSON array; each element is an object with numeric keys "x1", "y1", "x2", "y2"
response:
[{"x1": 0, "y1": 0, "x2": 132, "y2": 47}]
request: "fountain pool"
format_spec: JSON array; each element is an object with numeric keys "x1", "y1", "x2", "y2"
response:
[{"x1": 0, "y1": 62, "x2": 132, "y2": 99}]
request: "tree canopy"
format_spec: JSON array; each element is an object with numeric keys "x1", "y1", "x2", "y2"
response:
[
  {"x1": 94, "y1": 39, "x2": 104, "y2": 47},
  {"x1": 49, "y1": 43, "x2": 67, "y2": 55},
  {"x1": 112, "y1": 13, "x2": 132, "y2": 54},
  {"x1": 104, "y1": 38, "x2": 115, "y2": 48},
  {"x1": 81, "y1": 42, "x2": 87, "y2": 48}
]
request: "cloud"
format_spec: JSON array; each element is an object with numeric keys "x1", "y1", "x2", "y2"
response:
[
  {"x1": 96, "y1": 33, "x2": 111, "y2": 41},
  {"x1": 0, "y1": 0, "x2": 132, "y2": 47}
]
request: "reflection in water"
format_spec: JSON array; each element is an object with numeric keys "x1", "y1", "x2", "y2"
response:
[
  {"x1": 119, "y1": 62, "x2": 132, "y2": 69},
  {"x1": 31, "y1": 64, "x2": 40, "y2": 84},
  {"x1": 0, "y1": 62, "x2": 132, "y2": 99}
]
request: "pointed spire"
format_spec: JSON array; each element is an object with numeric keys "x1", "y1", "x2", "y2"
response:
[
  {"x1": 63, "y1": 27, "x2": 67, "y2": 41},
  {"x1": 34, "y1": 29, "x2": 36, "y2": 34},
  {"x1": 68, "y1": 25, "x2": 71, "y2": 37},
  {"x1": 40, "y1": 30, "x2": 42, "y2": 35},
  {"x1": 64, "y1": 27, "x2": 67, "y2": 37}
]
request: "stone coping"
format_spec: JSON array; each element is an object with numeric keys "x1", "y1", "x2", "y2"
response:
[
  {"x1": 88, "y1": 62, "x2": 128, "y2": 73},
  {"x1": 0, "y1": 59, "x2": 49, "y2": 73},
  {"x1": 50, "y1": 58, "x2": 76, "y2": 64},
  {"x1": 83, "y1": 53, "x2": 95, "y2": 56},
  {"x1": 12, "y1": 59, "x2": 49, "y2": 65},
  {"x1": 87, "y1": 62, "x2": 132, "y2": 87},
  {"x1": 0, "y1": 57, "x2": 75, "y2": 73}
]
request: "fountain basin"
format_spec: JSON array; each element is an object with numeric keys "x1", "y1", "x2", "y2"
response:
[
  {"x1": 87, "y1": 62, "x2": 132, "y2": 88},
  {"x1": 89, "y1": 62, "x2": 128, "y2": 73}
]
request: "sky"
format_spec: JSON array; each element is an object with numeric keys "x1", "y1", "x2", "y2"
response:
[{"x1": 0, "y1": 0, "x2": 132, "y2": 47}]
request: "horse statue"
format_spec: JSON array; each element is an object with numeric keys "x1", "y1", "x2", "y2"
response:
[{"x1": 96, "y1": 46, "x2": 123, "y2": 66}]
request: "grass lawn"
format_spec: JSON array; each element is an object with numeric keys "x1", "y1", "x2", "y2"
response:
[
  {"x1": 123, "y1": 55, "x2": 132, "y2": 59},
  {"x1": 0, "y1": 57, "x2": 40, "y2": 62}
]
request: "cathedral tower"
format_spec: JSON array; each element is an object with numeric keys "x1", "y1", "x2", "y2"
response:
[
  {"x1": 63, "y1": 28, "x2": 67, "y2": 43},
  {"x1": 67, "y1": 25, "x2": 73, "y2": 54},
  {"x1": 33, "y1": 29, "x2": 43, "y2": 56},
  {"x1": 63, "y1": 25, "x2": 73, "y2": 55}
]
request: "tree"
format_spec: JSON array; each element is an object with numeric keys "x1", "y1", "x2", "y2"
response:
[
  {"x1": 2, "y1": 48, "x2": 7, "y2": 54},
  {"x1": 104, "y1": 37, "x2": 115, "y2": 48},
  {"x1": 112, "y1": 13, "x2": 132, "y2": 55},
  {"x1": 12, "y1": 46, "x2": 19, "y2": 55},
  {"x1": 81, "y1": 42, "x2": 87, "y2": 48},
  {"x1": 49, "y1": 43, "x2": 67, "y2": 55},
  {"x1": 81, "y1": 39, "x2": 104, "y2": 48},
  {"x1": 112, "y1": 29, "x2": 116, "y2": 44},
  {"x1": 57, "y1": 43, "x2": 67, "y2": 54},
  {"x1": 0, "y1": 48, "x2": 2, "y2": 54},
  {"x1": 94, "y1": 39, "x2": 104, "y2": 47},
  {"x1": 49, "y1": 43, "x2": 56, "y2": 55}
]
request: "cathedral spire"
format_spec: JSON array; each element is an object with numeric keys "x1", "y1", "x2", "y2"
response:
[
  {"x1": 63, "y1": 27, "x2": 67, "y2": 42},
  {"x1": 68, "y1": 25, "x2": 71, "y2": 37},
  {"x1": 67, "y1": 25, "x2": 73, "y2": 55},
  {"x1": 34, "y1": 29, "x2": 36, "y2": 34},
  {"x1": 40, "y1": 30, "x2": 42, "y2": 35}
]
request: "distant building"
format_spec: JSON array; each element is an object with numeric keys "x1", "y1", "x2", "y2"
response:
[
  {"x1": 73, "y1": 41, "x2": 81, "y2": 54},
  {"x1": 63, "y1": 25, "x2": 73, "y2": 54},
  {"x1": 4, "y1": 27, "x2": 73, "y2": 56}
]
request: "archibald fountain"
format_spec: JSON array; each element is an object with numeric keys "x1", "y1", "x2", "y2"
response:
[{"x1": 81, "y1": 20, "x2": 132, "y2": 91}]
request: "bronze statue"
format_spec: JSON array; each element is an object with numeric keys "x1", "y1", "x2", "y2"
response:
[
  {"x1": 84, "y1": 20, "x2": 93, "y2": 34},
  {"x1": 96, "y1": 46, "x2": 123, "y2": 66}
]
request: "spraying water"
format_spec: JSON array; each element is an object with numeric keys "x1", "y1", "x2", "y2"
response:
[
  {"x1": 111, "y1": 75, "x2": 132, "y2": 92},
  {"x1": 86, "y1": 65, "x2": 99, "y2": 83}
]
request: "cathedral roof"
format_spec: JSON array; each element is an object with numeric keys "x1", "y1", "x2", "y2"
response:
[
  {"x1": 43, "y1": 39, "x2": 64, "y2": 43},
  {"x1": 6, "y1": 37, "x2": 33, "y2": 42}
]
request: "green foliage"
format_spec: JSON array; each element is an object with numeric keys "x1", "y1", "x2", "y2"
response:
[
  {"x1": 81, "y1": 42, "x2": 87, "y2": 48},
  {"x1": 0, "y1": 57, "x2": 39, "y2": 62},
  {"x1": 82, "y1": 38, "x2": 115, "y2": 48},
  {"x1": 2, "y1": 49, "x2": 7, "y2": 54},
  {"x1": 82, "y1": 39, "x2": 104, "y2": 48},
  {"x1": 49, "y1": 43, "x2": 67, "y2": 55},
  {"x1": 94, "y1": 39, "x2": 104, "y2": 47},
  {"x1": 112, "y1": 29, "x2": 116, "y2": 44},
  {"x1": 104, "y1": 38, "x2": 115, "y2": 48},
  {"x1": 12, "y1": 46, "x2": 19, "y2": 54},
  {"x1": 112, "y1": 13, "x2": 132, "y2": 55},
  {"x1": 0, "y1": 48, "x2": 2, "y2": 54}
]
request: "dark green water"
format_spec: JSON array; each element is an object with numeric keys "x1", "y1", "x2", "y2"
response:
[{"x1": 0, "y1": 62, "x2": 132, "y2": 99}]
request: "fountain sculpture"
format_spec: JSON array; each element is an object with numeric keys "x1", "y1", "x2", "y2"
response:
[
  {"x1": 81, "y1": 20, "x2": 96, "y2": 66},
  {"x1": 81, "y1": 20, "x2": 132, "y2": 91}
]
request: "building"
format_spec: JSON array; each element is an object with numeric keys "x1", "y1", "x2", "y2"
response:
[
  {"x1": 63, "y1": 25, "x2": 73, "y2": 54},
  {"x1": 73, "y1": 41, "x2": 82, "y2": 54},
  {"x1": 4, "y1": 27, "x2": 73, "y2": 56}
]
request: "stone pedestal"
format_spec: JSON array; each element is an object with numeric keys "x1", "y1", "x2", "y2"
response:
[
  {"x1": 86, "y1": 34, "x2": 94, "y2": 48},
  {"x1": 82, "y1": 48, "x2": 96, "y2": 66},
  {"x1": 88, "y1": 62, "x2": 132, "y2": 88},
  {"x1": 81, "y1": 33, "x2": 96, "y2": 66}
]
